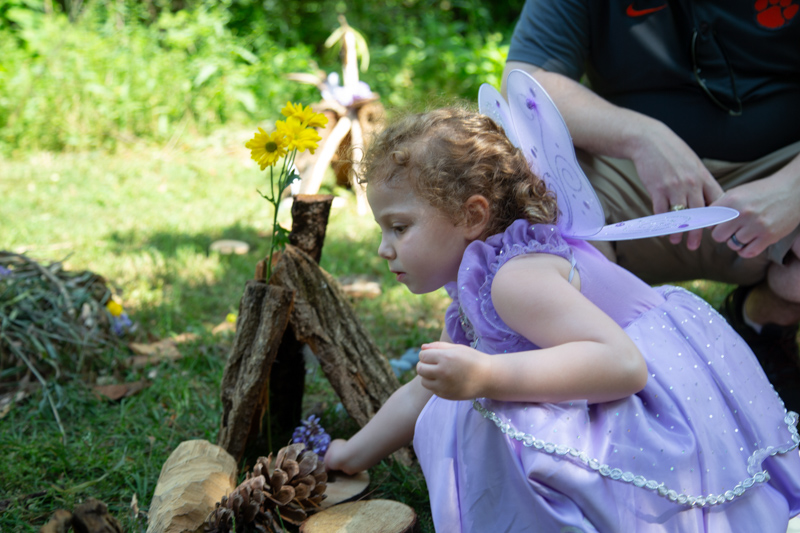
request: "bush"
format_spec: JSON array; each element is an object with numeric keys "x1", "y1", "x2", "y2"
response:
[
  {"x1": 0, "y1": 1, "x2": 317, "y2": 153},
  {"x1": 0, "y1": 0, "x2": 524, "y2": 153}
]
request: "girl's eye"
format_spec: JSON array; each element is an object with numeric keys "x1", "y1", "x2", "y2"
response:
[{"x1": 393, "y1": 225, "x2": 407, "y2": 235}]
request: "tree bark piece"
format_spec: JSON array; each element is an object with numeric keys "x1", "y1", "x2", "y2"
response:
[
  {"x1": 217, "y1": 282, "x2": 294, "y2": 462},
  {"x1": 261, "y1": 193, "x2": 334, "y2": 449},
  {"x1": 270, "y1": 245, "x2": 400, "y2": 429},
  {"x1": 259, "y1": 323, "x2": 305, "y2": 455},
  {"x1": 146, "y1": 440, "x2": 238, "y2": 533},
  {"x1": 299, "y1": 500, "x2": 418, "y2": 533},
  {"x1": 290, "y1": 194, "x2": 335, "y2": 264}
]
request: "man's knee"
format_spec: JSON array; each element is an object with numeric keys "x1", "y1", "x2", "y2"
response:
[{"x1": 767, "y1": 235, "x2": 800, "y2": 304}]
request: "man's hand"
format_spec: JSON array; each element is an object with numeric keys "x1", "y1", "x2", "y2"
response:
[
  {"x1": 630, "y1": 122, "x2": 724, "y2": 249},
  {"x1": 711, "y1": 176, "x2": 800, "y2": 258},
  {"x1": 416, "y1": 342, "x2": 491, "y2": 400}
]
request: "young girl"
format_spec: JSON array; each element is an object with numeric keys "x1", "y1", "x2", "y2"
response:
[{"x1": 323, "y1": 107, "x2": 800, "y2": 532}]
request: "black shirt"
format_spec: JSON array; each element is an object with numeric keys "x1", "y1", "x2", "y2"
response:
[{"x1": 507, "y1": 0, "x2": 800, "y2": 161}]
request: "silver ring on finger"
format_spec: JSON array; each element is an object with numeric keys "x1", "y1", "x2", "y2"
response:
[{"x1": 670, "y1": 204, "x2": 687, "y2": 212}]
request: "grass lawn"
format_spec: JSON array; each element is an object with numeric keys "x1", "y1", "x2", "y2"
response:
[{"x1": 0, "y1": 129, "x2": 731, "y2": 532}]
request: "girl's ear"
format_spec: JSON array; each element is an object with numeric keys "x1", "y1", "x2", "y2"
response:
[{"x1": 464, "y1": 195, "x2": 490, "y2": 240}]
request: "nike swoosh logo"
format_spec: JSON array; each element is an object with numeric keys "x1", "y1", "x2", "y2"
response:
[{"x1": 626, "y1": 3, "x2": 668, "y2": 16}]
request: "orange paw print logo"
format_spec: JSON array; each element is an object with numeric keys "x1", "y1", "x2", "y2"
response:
[{"x1": 755, "y1": 0, "x2": 798, "y2": 28}]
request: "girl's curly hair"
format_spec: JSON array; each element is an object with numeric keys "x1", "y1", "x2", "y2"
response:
[{"x1": 361, "y1": 106, "x2": 558, "y2": 239}]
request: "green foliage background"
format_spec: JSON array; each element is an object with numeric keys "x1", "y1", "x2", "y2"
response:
[{"x1": 0, "y1": 0, "x2": 524, "y2": 155}]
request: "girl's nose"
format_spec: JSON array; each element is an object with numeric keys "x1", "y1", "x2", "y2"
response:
[{"x1": 378, "y1": 237, "x2": 395, "y2": 260}]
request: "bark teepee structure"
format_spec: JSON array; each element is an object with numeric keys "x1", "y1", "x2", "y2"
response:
[{"x1": 216, "y1": 195, "x2": 409, "y2": 466}]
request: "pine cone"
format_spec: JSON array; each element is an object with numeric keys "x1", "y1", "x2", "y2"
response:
[{"x1": 205, "y1": 443, "x2": 327, "y2": 532}]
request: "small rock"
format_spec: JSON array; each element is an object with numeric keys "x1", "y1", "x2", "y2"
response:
[
  {"x1": 209, "y1": 240, "x2": 250, "y2": 255},
  {"x1": 338, "y1": 275, "x2": 382, "y2": 299}
]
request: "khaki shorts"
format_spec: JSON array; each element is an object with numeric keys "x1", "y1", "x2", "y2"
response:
[{"x1": 580, "y1": 140, "x2": 800, "y2": 286}]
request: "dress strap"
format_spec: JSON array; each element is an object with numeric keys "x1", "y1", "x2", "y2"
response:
[{"x1": 568, "y1": 254, "x2": 577, "y2": 283}]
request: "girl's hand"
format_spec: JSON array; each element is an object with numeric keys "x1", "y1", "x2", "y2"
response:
[
  {"x1": 323, "y1": 438, "x2": 350, "y2": 473},
  {"x1": 416, "y1": 342, "x2": 491, "y2": 400}
]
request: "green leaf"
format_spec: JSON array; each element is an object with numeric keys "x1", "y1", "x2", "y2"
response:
[
  {"x1": 233, "y1": 45, "x2": 258, "y2": 65},
  {"x1": 194, "y1": 64, "x2": 219, "y2": 88}
]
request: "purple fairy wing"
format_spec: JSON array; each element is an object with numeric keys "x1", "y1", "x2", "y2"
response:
[
  {"x1": 478, "y1": 83, "x2": 520, "y2": 148},
  {"x1": 506, "y1": 69, "x2": 606, "y2": 238},
  {"x1": 589, "y1": 206, "x2": 739, "y2": 240},
  {"x1": 503, "y1": 70, "x2": 739, "y2": 239}
]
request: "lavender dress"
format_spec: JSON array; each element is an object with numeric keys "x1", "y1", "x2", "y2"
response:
[{"x1": 413, "y1": 220, "x2": 800, "y2": 533}]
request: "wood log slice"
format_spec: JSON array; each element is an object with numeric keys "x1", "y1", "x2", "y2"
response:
[
  {"x1": 299, "y1": 499, "x2": 417, "y2": 533},
  {"x1": 147, "y1": 440, "x2": 238, "y2": 533},
  {"x1": 321, "y1": 470, "x2": 370, "y2": 509}
]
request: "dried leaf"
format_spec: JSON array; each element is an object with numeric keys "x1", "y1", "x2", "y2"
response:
[{"x1": 92, "y1": 380, "x2": 148, "y2": 401}]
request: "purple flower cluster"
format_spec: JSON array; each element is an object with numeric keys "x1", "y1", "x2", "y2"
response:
[
  {"x1": 111, "y1": 313, "x2": 133, "y2": 336},
  {"x1": 0, "y1": 265, "x2": 11, "y2": 278},
  {"x1": 291, "y1": 415, "x2": 331, "y2": 457}
]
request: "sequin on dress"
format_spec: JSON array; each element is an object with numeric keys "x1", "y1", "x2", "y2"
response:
[{"x1": 413, "y1": 220, "x2": 800, "y2": 533}]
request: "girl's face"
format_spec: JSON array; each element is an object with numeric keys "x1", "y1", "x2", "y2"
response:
[{"x1": 368, "y1": 181, "x2": 473, "y2": 294}]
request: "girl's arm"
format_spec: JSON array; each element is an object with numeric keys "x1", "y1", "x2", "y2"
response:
[
  {"x1": 416, "y1": 253, "x2": 648, "y2": 404},
  {"x1": 323, "y1": 327, "x2": 445, "y2": 473},
  {"x1": 324, "y1": 375, "x2": 431, "y2": 474}
]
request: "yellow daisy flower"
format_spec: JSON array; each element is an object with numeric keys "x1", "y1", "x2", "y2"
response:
[
  {"x1": 276, "y1": 117, "x2": 322, "y2": 154},
  {"x1": 281, "y1": 101, "x2": 329, "y2": 129},
  {"x1": 245, "y1": 127, "x2": 288, "y2": 170},
  {"x1": 106, "y1": 300, "x2": 124, "y2": 317}
]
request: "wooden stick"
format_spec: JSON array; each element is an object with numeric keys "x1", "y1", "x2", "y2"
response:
[{"x1": 347, "y1": 112, "x2": 369, "y2": 216}]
